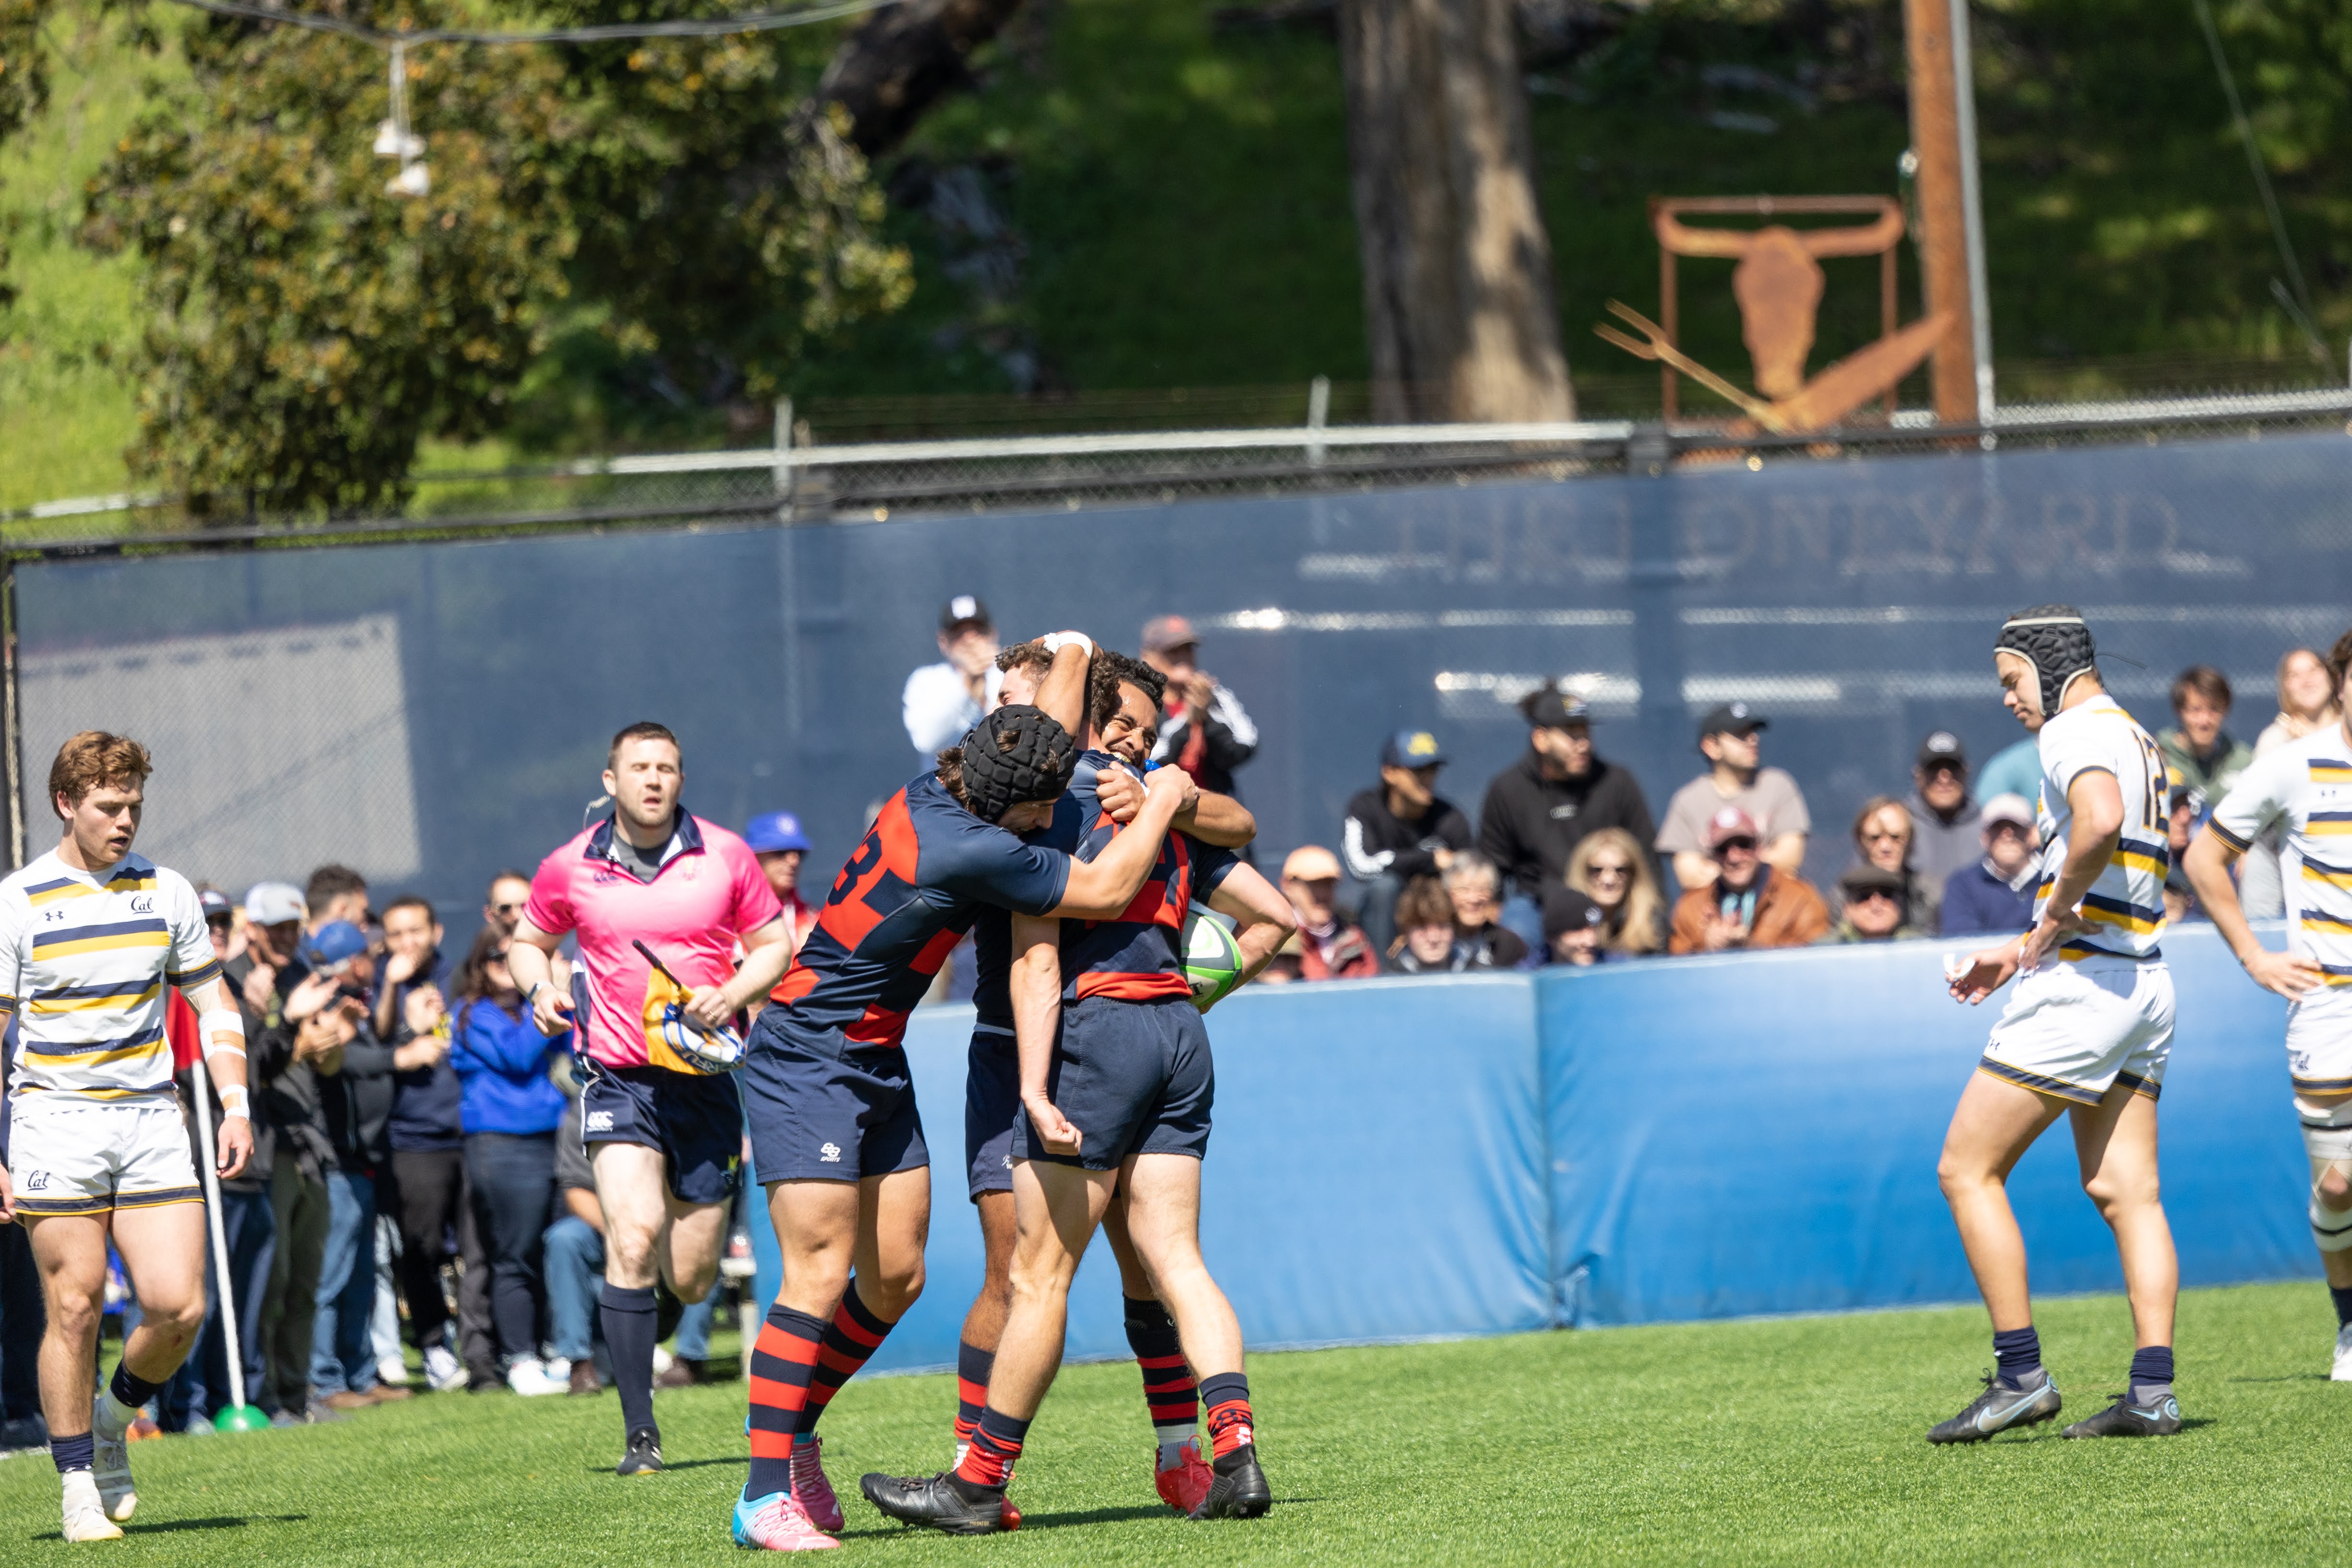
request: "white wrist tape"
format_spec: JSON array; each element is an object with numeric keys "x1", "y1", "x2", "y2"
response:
[
  {"x1": 199, "y1": 1009, "x2": 247, "y2": 1061},
  {"x1": 218, "y1": 1085, "x2": 250, "y2": 1119},
  {"x1": 1041, "y1": 632, "x2": 1094, "y2": 658}
]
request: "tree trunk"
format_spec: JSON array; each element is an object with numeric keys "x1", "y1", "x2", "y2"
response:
[
  {"x1": 1337, "y1": 0, "x2": 1575, "y2": 424},
  {"x1": 818, "y1": 0, "x2": 1031, "y2": 158}
]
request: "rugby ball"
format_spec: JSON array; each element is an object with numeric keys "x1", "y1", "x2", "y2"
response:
[
  {"x1": 1180, "y1": 906, "x2": 1245, "y2": 1012},
  {"x1": 657, "y1": 1005, "x2": 747, "y2": 1073}
]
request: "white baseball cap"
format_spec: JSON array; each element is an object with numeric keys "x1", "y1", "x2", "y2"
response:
[{"x1": 244, "y1": 881, "x2": 307, "y2": 925}]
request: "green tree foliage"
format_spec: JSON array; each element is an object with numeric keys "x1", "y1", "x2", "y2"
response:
[
  {"x1": 77, "y1": 2, "x2": 911, "y2": 515},
  {"x1": 0, "y1": 0, "x2": 52, "y2": 308}
]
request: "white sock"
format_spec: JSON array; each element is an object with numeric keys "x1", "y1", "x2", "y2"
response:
[
  {"x1": 1156, "y1": 1426, "x2": 1195, "y2": 1468},
  {"x1": 95, "y1": 1388, "x2": 140, "y2": 1436}
]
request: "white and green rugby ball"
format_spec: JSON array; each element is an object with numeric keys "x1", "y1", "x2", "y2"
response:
[{"x1": 1180, "y1": 905, "x2": 1245, "y2": 1012}]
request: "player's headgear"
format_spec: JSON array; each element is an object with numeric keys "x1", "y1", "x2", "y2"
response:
[
  {"x1": 1995, "y1": 605, "x2": 2099, "y2": 714},
  {"x1": 957, "y1": 704, "x2": 1075, "y2": 823}
]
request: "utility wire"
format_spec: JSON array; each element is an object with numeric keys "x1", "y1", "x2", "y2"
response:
[
  {"x1": 2187, "y1": 0, "x2": 2328, "y2": 365},
  {"x1": 160, "y1": 0, "x2": 893, "y2": 48}
]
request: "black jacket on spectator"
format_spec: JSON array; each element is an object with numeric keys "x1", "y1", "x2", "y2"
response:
[
  {"x1": 254, "y1": 1017, "x2": 336, "y2": 1184},
  {"x1": 1339, "y1": 788, "x2": 1474, "y2": 885},
  {"x1": 1152, "y1": 682, "x2": 1259, "y2": 798},
  {"x1": 386, "y1": 952, "x2": 461, "y2": 1154},
  {"x1": 1478, "y1": 751, "x2": 1657, "y2": 901},
  {"x1": 325, "y1": 1016, "x2": 397, "y2": 1173}
]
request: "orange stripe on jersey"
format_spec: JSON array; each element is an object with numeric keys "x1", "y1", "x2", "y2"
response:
[
  {"x1": 842, "y1": 925, "x2": 963, "y2": 1046},
  {"x1": 814, "y1": 791, "x2": 923, "y2": 953},
  {"x1": 1073, "y1": 971, "x2": 1194, "y2": 1002}
]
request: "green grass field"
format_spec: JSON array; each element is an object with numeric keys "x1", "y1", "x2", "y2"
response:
[{"x1": 0, "y1": 1279, "x2": 2343, "y2": 1564}]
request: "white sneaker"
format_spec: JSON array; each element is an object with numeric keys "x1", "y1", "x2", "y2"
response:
[
  {"x1": 506, "y1": 1358, "x2": 568, "y2": 1397},
  {"x1": 424, "y1": 1345, "x2": 467, "y2": 1393},
  {"x1": 90, "y1": 1396, "x2": 136, "y2": 1521},
  {"x1": 377, "y1": 1353, "x2": 412, "y2": 1388},
  {"x1": 544, "y1": 1357, "x2": 573, "y2": 1384},
  {"x1": 2333, "y1": 1325, "x2": 2352, "y2": 1382},
  {"x1": 652, "y1": 1345, "x2": 675, "y2": 1377},
  {"x1": 61, "y1": 1471, "x2": 122, "y2": 1542}
]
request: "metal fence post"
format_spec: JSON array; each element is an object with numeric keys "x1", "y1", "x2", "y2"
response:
[{"x1": 1, "y1": 559, "x2": 24, "y2": 871}]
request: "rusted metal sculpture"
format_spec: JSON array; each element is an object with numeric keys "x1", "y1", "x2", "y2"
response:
[{"x1": 1612, "y1": 195, "x2": 1944, "y2": 434}]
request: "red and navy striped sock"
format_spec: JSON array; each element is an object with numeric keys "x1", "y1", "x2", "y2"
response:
[
  {"x1": 1124, "y1": 1296, "x2": 1197, "y2": 1462},
  {"x1": 1199, "y1": 1371, "x2": 1255, "y2": 1462},
  {"x1": 796, "y1": 1279, "x2": 897, "y2": 1436},
  {"x1": 954, "y1": 1405, "x2": 1031, "y2": 1490},
  {"x1": 746, "y1": 1304, "x2": 825, "y2": 1499},
  {"x1": 954, "y1": 1340, "x2": 994, "y2": 1453}
]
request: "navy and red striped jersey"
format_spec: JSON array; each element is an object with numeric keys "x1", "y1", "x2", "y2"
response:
[
  {"x1": 767, "y1": 774, "x2": 1071, "y2": 1053},
  {"x1": 1049, "y1": 752, "x2": 1237, "y2": 1002},
  {"x1": 970, "y1": 757, "x2": 1100, "y2": 1038}
]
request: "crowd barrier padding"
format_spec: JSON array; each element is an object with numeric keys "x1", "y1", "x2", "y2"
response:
[{"x1": 745, "y1": 925, "x2": 2309, "y2": 1371}]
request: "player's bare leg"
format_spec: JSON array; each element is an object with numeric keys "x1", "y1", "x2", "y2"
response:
[
  {"x1": 2061, "y1": 1084, "x2": 2183, "y2": 1437},
  {"x1": 1928, "y1": 1073, "x2": 2068, "y2": 1442},
  {"x1": 31, "y1": 1204, "x2": 207, "y2": 1533}
]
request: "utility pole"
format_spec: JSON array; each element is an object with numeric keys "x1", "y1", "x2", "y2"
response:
[{"x1": 1903, "y1": 0, "x2": 1990, "y2": 426}]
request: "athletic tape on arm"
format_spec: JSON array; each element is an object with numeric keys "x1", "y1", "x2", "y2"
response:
[{"x1": 199, "y1": 1008, "x2": 248, "y2": 1063}]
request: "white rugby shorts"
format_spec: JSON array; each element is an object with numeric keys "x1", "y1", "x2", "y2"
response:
[
  {"x1": 6, "y1": 1094, "x2": 202, "y2": 1217},
  {"x1": 2286, "y1": 982, "x2": 2352, "y2": 1098},
  {"x1": 1979, "y1": 955, "x2": 2175, "y2": 1107}
]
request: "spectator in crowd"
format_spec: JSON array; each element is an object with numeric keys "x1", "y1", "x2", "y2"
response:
[
  {"x1": 1939, "y1": 795, "x2": 2041, "y2": 937},
  {"x1": 1832, "y1": 797, "x2": 1939, "y2": 934},
  {"x1": 1657, "y1": 704, "x2": 1810, "y2": 892},
  {"x1": 1441, "y1": 852, "x2": 1529, "y2": 969},
  {"x1": 1668, "y1": 807, "x2": 1829, "y2": 954},
  {"x1": 376, "y1": 895, "x2": 471, "y2": 1394},
  {"x1": 256, "y1": 933, "x2": 369, "y2": 1425},
  {"x1": 1819, "y1": 865, "x2": 1921, "y2": 944},
  {"x1": 1974, "y1": 733, "x2": 2041, "y2": 809},
  {"x1": 1280, "y1": 846, "x2": 1379, "y2": 979},
  {"x1": 167, "y1": 887, "x2": 276, "y2": 1431},
  {"x1": 306, "y1": 863, "x2": 371, "y2": 933},
  {"x1": 1252, "y1": 933, "x2": 1305, "y2": 985},
  {"x1": 483, "y1": 869, "x2": 533, "y2": 937},
  {"x1": 1386, "y1": 876, "x2": 1469, "y2": 973},
  {"x1": 1564, "y1": 827, "x2": 1667, "y2": 958},
  {"x1": 303, "y1": 919, "x2": 407, "y2": 1412},
  {"x1": 1478, "y1": 684, "x2": 1655, "y2": 953},
  {"x1": 2241, "y1": 647, "x2": 2341, "y2": 918},
  {"x1": 448, "y1": 928, "x2": 573, "y2": 1396},
  {"x1": 1340, "y1": 729, "x2": 1474, "y2": 958},
  {"x1": 2163, "y1": 783, "x2": 2208, "y2": 924},
  {"x1": 1142, "y1": 614, "x2": 1261, "y2": 803},
  {"x1": 903, "y1": 594, "x2": 1003, "y2": 759},
  {"x1": 543, "y1": 1095, "x2": 606, "y2": 1396},
  {"x1": 744, "y1": 811, "x2": 819, "y2": 950},
  {"x1": 2158, "y1": 665, "x2": 2253, "y2": 801},
  {"x1": 1905, "y1": 731, "x2": 1978, "y2": 906},
  {"x1": 1542, "y1": 891, "x2": 1608, "y2": 967}
]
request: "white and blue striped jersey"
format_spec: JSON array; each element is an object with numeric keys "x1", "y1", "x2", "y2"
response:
[
  {"x1": 2208, "y1": 728, "x2": 2352, "y2": 985},
  {"x1": 0, "y1": 851, "x2": 218, "y2": 1101},
  {"x1": 2034, "y1": 694, "x2": 2169, "y2": 962}
]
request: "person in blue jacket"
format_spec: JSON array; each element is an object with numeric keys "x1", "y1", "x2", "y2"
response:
[
  {"x1": 449, "y1": 928, "x2": 571, "y2": 1395},
  {"x1": 1938, "y1": 795, "x2": 2042, "y2": 938}
]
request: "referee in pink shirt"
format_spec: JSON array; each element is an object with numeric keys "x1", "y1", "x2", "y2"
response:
[{"x1": 506, "y1": 722, "x2": 793, "y2": 1477}]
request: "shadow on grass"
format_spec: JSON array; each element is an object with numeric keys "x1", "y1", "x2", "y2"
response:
[
  {"x1": 580, "y1": 1457, "x2": 744, "y2": 1474},
  {"x1": 2228, "y1": 1374, "x2": 2330, "y2": 1384},
  {"x1": 30, "y1": 1514, "x2": 308, "y2": 1540}
]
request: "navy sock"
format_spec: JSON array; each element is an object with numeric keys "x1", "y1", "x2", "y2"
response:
[
  {"x1": 110, "y1": 1361, "x2": 163, "y2": 1410},
  {"x1": 1991, "y1": 1326, "x2": 2041, "y2": 1385},
  {"x1": 2331, "y1": 1286, "x2": 2352, "y2": 1328},
  {"x1": 600, "y1": 1283, "x2": 660, "y2": 1438},
  {"x1": 2128, "y1": 1345, "x2": 2174, "y2": 1389},
  {"x1": 51, "y1": 1432, "x2": 94, "y2": 1476}
]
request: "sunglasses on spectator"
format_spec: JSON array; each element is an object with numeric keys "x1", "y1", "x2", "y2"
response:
[
  {"x1": 1586, "y1": 862, "x2": 1631, "y2": 880},
  {"x1": 1860, "y1": 828, "x2": 1907, "y2": 843},
  {"x1": 492, "y1": 900, "x2": 523, "y2": 915},
  {"x1": 1716, "y1": 837, "x2": 1757, "y2": 853},
  {"x1": 1853, "y1": 889, "x2": 1899, "y2": 905}
]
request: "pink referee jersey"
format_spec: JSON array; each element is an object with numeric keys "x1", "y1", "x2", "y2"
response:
[{"x1": 525, "y1": 812, "x2": 784, "y2": 1071}]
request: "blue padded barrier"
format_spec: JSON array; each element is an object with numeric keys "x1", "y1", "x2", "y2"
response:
[
  {"x1": 752, "y1": 973, "x2": 1551, "y2": 1374},
  {"x1": 1540, "y1": 923, "x2": 2308, "y2": 1326}
]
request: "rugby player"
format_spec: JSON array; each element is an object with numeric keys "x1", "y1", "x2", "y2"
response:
[
  {"x1": 2182, "y1": 628, "x2": 2352, "y2": 1376},
  {"x1": 732, "y1": 635, "x2": 1199, "y2": 1553},
  {"x1": 0, "y1": 733, "x2": 255, "y2": 1541},
  {"x1": 506, "y1": 722, "x2": 792, "y2": 1476},
  {"x1": 1932, "y1": 608, "x2": 2182, "y2": 1442},
  {"x1": 861, "y1": 649, "x2": 1296, "y2": 1532},
  {"x1": 945, "y1": 643, "x2": 1261, "y2": 1522}
]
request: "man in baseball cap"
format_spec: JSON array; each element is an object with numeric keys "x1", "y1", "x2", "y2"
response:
[
  {"x1": 1907, "y1": 729, "x2": 1979, "y2": 906},
  {"x1": 1476, "y1": 677, "x2": 1657, "y2": 956},
  {"x1": 1338, "y1": 730, "x2": 1472, "y2": 958},
  {"x1": 744, "y1": 811, "x2": 817, "y2": 948},
  {"x1": 1666, "y1": 805, "x2": 1828, "y2": 953},
  {"x1": 1278, "y1": 845, "x2": 1377, "y2": 979},
  {"x1": 903, "y1": 596, "x2": 1004, "y2": 761},
  {"x1": 1655, "y1": 701, "x2": 1812, "y2": 894},
  {"x1": 1937, "y1": 793, "x2": 2040, "y2": 936}
]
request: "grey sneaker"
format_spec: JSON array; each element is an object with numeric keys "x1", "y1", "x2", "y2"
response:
[
  {"x1": 2062, "y1": 1386, "x2": 2181, "y2": 1438},
  {"x1": 1927, "y1": 1368, "x2": 2062, "y2": 1444}
]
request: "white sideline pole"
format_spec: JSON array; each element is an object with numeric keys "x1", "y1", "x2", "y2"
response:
[{"x1": 189, "y1": 1057, "x2": 250, "y2": 1413}]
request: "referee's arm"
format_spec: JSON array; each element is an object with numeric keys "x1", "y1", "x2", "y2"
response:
[
  {"x1": 508, "y1": 917, "x2": 574, "y2": 1036},
  {"x1": 681, "y1": 918, "x2": 793, "y2": 1031}
]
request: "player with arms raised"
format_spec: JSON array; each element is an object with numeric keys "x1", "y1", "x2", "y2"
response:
[
  {"x1": 2183, "y1": 627, "x2": 2352, "y2": 1376},
  {"x1": 0, "y1": 732, "x2": 255, "y2": 1541},
  {"x1": 732, "y1": 635, "x2": 1198, "y2": 1553},
  {"x1": 505, "y1": 722, "x2": 793, "y2": 1475},
  {"x1": 1933, "y1": 608, "x2": 2182, "y2": 1443}
]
